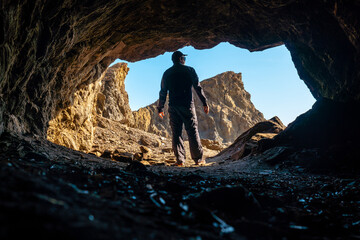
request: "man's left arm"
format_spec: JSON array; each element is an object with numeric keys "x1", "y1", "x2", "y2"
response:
[{"x1": 190, "y1": 68, "x2": 208, "y2": 112}]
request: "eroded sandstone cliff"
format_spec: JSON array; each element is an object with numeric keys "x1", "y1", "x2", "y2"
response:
[
  {"x1": 132, "y1": 71, "x2": 265, "y2": 143},
  {"x1": 47, "y1": 63, "x2": 131, "y2": 151},
  {"x1": 95, "y1": 63, "x2": 134, "y2": 125}
]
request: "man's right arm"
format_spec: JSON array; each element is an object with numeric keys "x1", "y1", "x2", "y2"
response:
[{"x1": 157, "y1": 75, "x2": 167, "y2": 113}]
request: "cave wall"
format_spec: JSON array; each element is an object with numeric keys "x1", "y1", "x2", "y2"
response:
[{"x1": 1, "y1": 0, "x2": 360, "y2": 140}]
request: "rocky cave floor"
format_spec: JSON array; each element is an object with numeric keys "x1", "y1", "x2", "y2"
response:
[{"x1": 1, "y1": 130, "x2": 360, "y2": 240}]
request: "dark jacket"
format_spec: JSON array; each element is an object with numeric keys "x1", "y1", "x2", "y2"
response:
[{"x1": 157, "y1": 63, "x2": 208, "y2": 112}]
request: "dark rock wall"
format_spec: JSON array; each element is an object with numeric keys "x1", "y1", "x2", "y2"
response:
[{"x1": 1, "y1": 0, "x2": 360, "y2": 143}]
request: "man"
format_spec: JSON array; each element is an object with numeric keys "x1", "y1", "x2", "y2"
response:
[{"x1": 157, "y1": 51, "x2": 209, "y2": 166}]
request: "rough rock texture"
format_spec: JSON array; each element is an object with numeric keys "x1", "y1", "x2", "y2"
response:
[
  {"x1": 210, "y1": 116, "x2": 286, "y2": 162},
  {"x1": 46, "y1": 75, "x2": 102, "y2": 151},
  {"x1": 47, "y1": 63, "x2": 131, "y2": 151},
  {"x1": 196, "y1": 72, "x2": 265, "y2": 142},
  {"x1": 95, "y1": 63, "x2": 134, "y2": 125},
  {"x1": 1, "y1": 0, "x2": 360, "y2": 165},
  {"x1": 132, "y1": 71, "x2": 265, "y2": 143}
]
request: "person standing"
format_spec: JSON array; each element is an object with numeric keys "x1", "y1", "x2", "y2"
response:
[{"x1": 157, "y1": 51, "x2": 209, "y2": 166}]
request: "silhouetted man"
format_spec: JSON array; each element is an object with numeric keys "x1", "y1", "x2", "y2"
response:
[{"x1": 157, "y1": 51, "x2": 209, "y2": 166}]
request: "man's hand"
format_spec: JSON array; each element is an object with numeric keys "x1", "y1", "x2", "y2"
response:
[
  {"x1": 204, "y1": 106, "x2": 209, "y2": 114},
  {"x1": 158, "y1": 112, "x2": 165, "y2": 119}
]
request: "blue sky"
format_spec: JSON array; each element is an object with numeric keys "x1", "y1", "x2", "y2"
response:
[{"x1": 112, "y1": 42, "x2": 315, "y2": 126}]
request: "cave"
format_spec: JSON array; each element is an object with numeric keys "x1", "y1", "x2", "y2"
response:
[{"x1": 1, "y1": 0, "x2": 360, "y2": 239}]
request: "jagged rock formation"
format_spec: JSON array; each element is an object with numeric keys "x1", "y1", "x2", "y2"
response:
[
  {"x1": 1, "y1": 0, "x2": 360, "y2": 167},
  {"x1": 95, "y1": 63, "x2": 134, "y2": 125},
  {"x1": 46, "y1": 76, "x2": 102, "y2": 151},
  {"x1": 132, "y1": 71, "x2": 265, "y2": 143},
  {"x1": 47, "y1": 63, "x2": 131, "y2": 151}
]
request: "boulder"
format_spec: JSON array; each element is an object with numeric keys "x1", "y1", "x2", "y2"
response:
[
  {"x1": 139, "y1": 135, "x2": 161, "y2": 148},
  {"x1": 213, "y1": 116, "x2": 286, "y2": 161},
  {"x1": 140, "y1": 146, "x2": 152, "y2": 160},
  {"x1": 100, "y1": 150, "x2": 112, "y2": 159},
  {"x1": 200, "y1": 139, "x2": 224, "y2": 151},
  {"x1": 112, "y1": 151, "x2": 133, "y2": 163}
]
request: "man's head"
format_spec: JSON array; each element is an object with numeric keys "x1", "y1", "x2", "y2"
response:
[{"x1": 172, "y1": 51, "x2": 187, "y2": 64}]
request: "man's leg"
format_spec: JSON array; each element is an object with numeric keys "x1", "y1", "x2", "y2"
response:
[
  {"x1": 168, "y1": 106, "x2": 186, "y2": 164},
  {"x1": 182, "y1": 106, "x2": 203, "y2": 163}
]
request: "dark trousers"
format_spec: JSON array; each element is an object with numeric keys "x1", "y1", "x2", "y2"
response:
[{"x1": 168, "y1": 105, "x2": 203, "y2": 163}]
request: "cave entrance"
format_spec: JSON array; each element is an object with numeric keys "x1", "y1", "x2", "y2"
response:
[
  {"x1": 115, "y1": 43, "x2": 315, "y2": 126},
  {"x1": 93, "y1": 42, "x2": 315, "y2": 164},
  {"x1": 47, "y1": 42, "x2": 316, "y2": 165}
]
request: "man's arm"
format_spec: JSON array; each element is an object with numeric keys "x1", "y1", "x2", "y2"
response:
[
  {"x1": 157, "y1": 75, "x2": 167, "y2": 114},
  {"x1": 190, "y1": 67, "x2": 208, "y2": 108}
]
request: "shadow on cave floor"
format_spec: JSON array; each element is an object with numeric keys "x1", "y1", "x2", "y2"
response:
[{"x1": 1, "y1": 132, "x2": 360, "y2": 239}]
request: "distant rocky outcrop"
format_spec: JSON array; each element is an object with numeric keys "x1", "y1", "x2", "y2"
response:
[{"x1": 132, "y1": 71, "x2": 265, "y2": 143}]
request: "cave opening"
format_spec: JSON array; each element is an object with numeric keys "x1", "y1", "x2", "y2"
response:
[
  {"x1": 46, "y1": 42, "x2": 316, "y2": 164},
  {"x1": 116, "y1": 43, "x2": 315, "y2": 126},
  {"x1": 70, "y1": 43, "x2": 315, "y2": 162}
]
